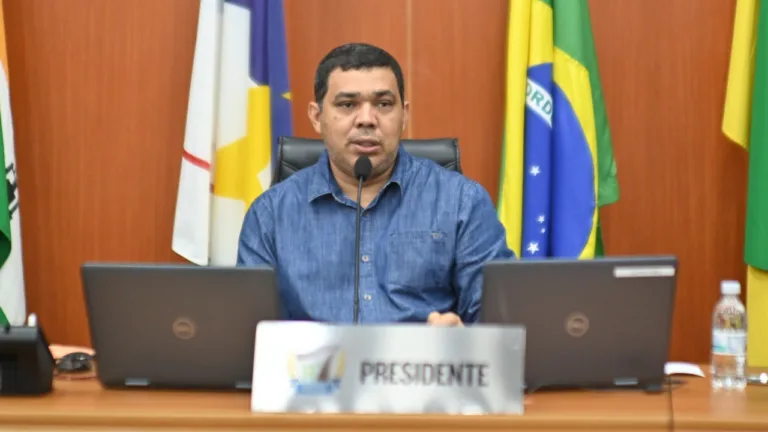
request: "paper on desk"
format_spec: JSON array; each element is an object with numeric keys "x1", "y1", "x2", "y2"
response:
[{"x1": 665, "y1": 362, "x2": 705, "y2": 377}]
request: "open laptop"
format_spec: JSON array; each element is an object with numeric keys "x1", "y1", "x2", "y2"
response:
[
  {"x1": 80, "y1": 262, "x2": 280, "y2": 391},
  {"x1": 480, "y1": 255, "x2": 677, "y2": 393}
]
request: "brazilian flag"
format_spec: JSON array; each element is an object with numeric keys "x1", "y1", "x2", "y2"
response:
[{"x1": 497, "y1": 0, "x2": 619, "y2": 259}]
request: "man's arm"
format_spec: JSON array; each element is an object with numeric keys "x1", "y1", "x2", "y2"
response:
[
  {"x1": 453, "y1": 181, "x2": 516, "y2": 323},
  {"x1": 236, "y1": 195, "x2": 278, "y2": 267}
]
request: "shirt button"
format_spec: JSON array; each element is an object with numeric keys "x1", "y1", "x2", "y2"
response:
[
  {"x1": 361, "y1": 255, "x2": 370, "y2": 262},
  {"x1": 363, "y1": 294, "x2": 372, "y2": 301}
]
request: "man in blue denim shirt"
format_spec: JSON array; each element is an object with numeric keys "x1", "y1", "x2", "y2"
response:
[{"x1": 237, "y1": 43, "x2": 515, "y2": 326}]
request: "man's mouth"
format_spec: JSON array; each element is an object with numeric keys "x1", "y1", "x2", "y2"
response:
[
  {"x1": 350, "y1": 139, "x2": 380, "y2": 154},
  {"x1": 350, "y1": 139, "x2": 380, "y2": 147}
]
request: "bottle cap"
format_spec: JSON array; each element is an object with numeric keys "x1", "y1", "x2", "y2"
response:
[{"x1": 721, "y1": 280, "x2": 741, "y2": 295}]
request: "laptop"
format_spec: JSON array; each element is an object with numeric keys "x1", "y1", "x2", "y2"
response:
[
  {"x1": 480, "y1": 255, "x2": 677, "y2": 393},
  {"x1": 80, "y1": 262, "x2": 280, "y2": 391}
]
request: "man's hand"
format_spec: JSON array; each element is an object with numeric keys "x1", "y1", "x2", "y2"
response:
[{"x1": 427, "y1": 311, "x2": 464, "y2": 327}]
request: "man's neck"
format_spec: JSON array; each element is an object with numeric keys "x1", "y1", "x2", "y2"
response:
[{"x1": 333, "y1": 164, "x2": 392, "y2": 209}]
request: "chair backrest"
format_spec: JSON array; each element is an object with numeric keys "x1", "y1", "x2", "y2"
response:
[{"x1": 271, "y1": 136, "x2": 461, "y2": 186}]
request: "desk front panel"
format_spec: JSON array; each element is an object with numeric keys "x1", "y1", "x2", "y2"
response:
[{"x1": 0, "y1": 375, "x2": 763, "y2": 431}]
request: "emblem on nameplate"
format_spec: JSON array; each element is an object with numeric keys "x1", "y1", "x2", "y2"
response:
[{"x1": 287, "y1": 345, "x2": 345, "y2": 395}]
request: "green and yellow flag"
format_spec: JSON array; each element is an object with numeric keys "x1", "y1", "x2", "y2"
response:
[
  {"x1": 497, "y1": 0, "x2": 618, "y2": 259},
  {"x1": 722, "y1": 0, "x2": 768, "y2": 367}
]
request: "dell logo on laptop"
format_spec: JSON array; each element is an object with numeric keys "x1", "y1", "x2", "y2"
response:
[
  {"x1": 565, "y1": 312, "x2": 589, "y2": 337},
  {"x1": 172, "y1": 317, "x2": 196, "y2": 340}
]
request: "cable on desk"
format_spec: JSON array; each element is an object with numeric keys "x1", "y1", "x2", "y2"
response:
[{"x1": 666, "y1": 373, "x2": 675, "y2": 432}]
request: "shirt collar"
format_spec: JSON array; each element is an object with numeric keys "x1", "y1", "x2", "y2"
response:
[{"x1": 307, "y1": 144, "x2": 411, "y2": 203}]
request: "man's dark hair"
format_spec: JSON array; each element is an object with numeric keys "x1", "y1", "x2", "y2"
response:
[{"x1": 314, "y1": 43, "x2": 405, "y2": 108}]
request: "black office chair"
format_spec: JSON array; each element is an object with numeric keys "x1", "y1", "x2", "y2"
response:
[{"x1": 270, "y1": 136, "x2": 462, "y2": 186}]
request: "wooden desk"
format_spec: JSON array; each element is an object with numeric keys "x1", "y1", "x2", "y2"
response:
[{"x1": 0, "y1": 374, "x2": 765, "y2": 431}]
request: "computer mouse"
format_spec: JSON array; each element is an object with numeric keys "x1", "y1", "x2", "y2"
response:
[{"x1": 57, "y1": 352, "x2": 93, "y2": 373}]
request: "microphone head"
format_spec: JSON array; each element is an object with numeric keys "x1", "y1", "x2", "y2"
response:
[{"x1": 354, "y1": 156, "x2": 373, "y2": 181}]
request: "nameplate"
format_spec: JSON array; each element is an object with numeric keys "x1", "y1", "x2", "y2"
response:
[{"x1": 250, "y1": 321, "x2": 526, "y2": 414}]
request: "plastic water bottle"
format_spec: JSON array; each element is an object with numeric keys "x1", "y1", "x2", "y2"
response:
[{"x1": 711, "y1": 280, "x2": 747, "y2": 390}]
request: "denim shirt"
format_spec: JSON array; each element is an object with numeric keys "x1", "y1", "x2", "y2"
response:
[{"x1": 236, "y1": 145, "x2": 515, "y2": 324}]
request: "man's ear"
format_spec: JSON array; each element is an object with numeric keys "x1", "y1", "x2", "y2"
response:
[
  {"x1": 401, "y1": 100, "x2": 410, "y2": 132},
  {"x1": 308, "y1": 102, "x2": 322, "y2": 134}
]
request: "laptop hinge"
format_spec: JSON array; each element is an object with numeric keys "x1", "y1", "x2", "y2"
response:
[
  {"x1": 124, "y1": 378, "x2": 150, "y2": 387},
  {"x1": 235, "y1": 381, "x2": 251, "y2": 390},
  {"x1": 613, "y1": 377, "x2": 639, "y2": 387}
]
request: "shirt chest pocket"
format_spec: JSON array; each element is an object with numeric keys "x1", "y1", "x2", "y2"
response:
[{"x1": 386, "y1": 230, "x2": 451, "y2": 289}]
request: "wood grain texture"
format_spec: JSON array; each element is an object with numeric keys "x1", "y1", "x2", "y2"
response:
[
  {"x1": 588, "y1": 0, "x2": 746, "y2": 362},
  {"x1": 284, "y1": 0, "x2": 409, "y2": 139},
  {"x1": 3, "y1": 0, "x2": 748, "y2": 364},
  {"x1": 4, "y1": 0, "x2": 197, "y2": 346},
  {"x1": 0, "y1": 369, "x2": 767, "y2": 430},
  {"x1": 409, "y1": 0, "x2": 508, "y2": 201}
]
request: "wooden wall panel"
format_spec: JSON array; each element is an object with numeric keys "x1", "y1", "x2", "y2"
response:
[
  {"x1": 409, "y1": 0, "x2": 508, "y2": 201},
  {"x1": 4, "y1": 0, "x2": 747, "y2": 363},
  {"x1": 284, "y1": 0, "x2": 409, "y2": 139},
  {"x1": 589, "y1": 0, "x2": 745, "y2": 362},
  {"x1": 4, "y1": 0, "x2": 198, "y2": 346}
]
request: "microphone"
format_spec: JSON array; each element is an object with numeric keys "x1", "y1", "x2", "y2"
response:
[{"x1": 353, "y1": 156, "x2": 372, "y2": 324}]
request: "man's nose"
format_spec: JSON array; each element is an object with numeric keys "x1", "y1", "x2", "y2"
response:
[{"x1": 355, "y1": 103, "x2": 377, "y2": 128}]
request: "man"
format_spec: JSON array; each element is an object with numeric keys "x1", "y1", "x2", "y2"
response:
[{"x1": 237, "y1": 42, "x2": 514, "y2": 326}]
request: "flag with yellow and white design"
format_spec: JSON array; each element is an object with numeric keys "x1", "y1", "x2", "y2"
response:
[{"x1": 172, "y1": 0, "x2": 292, "y2": 266}]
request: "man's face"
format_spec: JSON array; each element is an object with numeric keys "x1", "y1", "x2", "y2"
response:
[{"x1": 309, "y1": 67, "x2": 409, "y2": 182}]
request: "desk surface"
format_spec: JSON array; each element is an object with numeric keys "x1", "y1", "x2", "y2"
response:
[{"x1": 0, "y1": 373, "x2": 766, "y2": 431}]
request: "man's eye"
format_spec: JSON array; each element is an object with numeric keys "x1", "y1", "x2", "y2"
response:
[
  {"x1": 337, "y1": 101, "x2": 355, "y2": 109},
  {"x1": 378, "y1": 101, "x2": 393, "y2": 107}
]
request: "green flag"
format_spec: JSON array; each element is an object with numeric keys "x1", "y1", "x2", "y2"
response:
[
  {"x1": 722, "y1": 0, "x2": 768, "y2": 366},
  {"x1": 745, "y1": 1, "x2": 768, "y2": 271},
  {"x1": 743, "y1": 0, "x2": 768, "y2": 368}
]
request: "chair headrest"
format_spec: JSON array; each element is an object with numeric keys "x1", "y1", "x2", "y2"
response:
[{"x1": 271, "y1": 137, "x2": 461, "y2": 186}]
